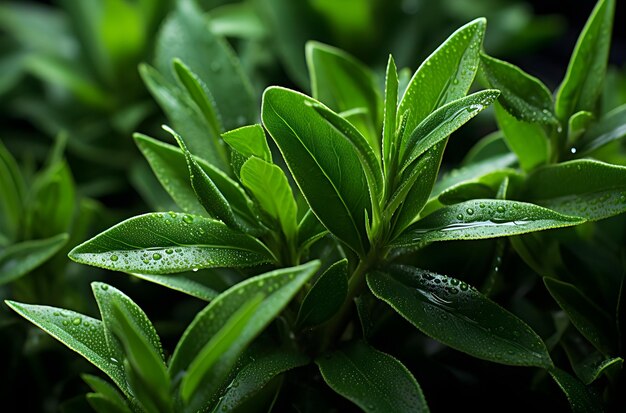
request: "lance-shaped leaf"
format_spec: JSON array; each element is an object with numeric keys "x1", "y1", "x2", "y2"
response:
[
  {"x1": 169, "y1": 261, "x2": 319, "y2": 412},
  {"x1": 522, "y1": 159, "x2": 626, "y2": 221},
  {"x1": 130, "y1": 272, "x2": 219, "y2": 301},
  {"x1": 306, "y1": 41, "x2": 381, "y2": 147},
  {"x1": 549, "y1": 368, "x2": 604, "y2": 413},
  {"x1": 399, "y1": 89, "x2": 500, "y2": 172},
  {"x1": 399, "y1": 18, "x2": 485, "y2": 134},
  {"x1": 297, "y1": 259, "x2": 348, "y2": 327},
  {"x1": 494, "y1": 103, "x2": 549, "y2": 172},
  {"x1": 0, "y1": 140, "x2": 24, "y2": 243},
  {"x1": 367, "y1": 266, "x2": 553, "y2": 368},
  {"x1": 480, "y1": 53, "x2": 556, "y2": 124},
  {"x1": 222, "y1": 124, "x2": 272, "y2": 163},
  {"x1": 240, "y1": 157, "x2": 298, "y2": 241},
  {"x1": 68, "y1": 212, "x2": 274, "y2": 274},
  {"x1": 5, "y1": 301, "x2": 129, "y2": 397},
  {"x1": 393, "y1": 199, "x2": 584, "y2": 247},
  {"x1": 544, "y1": 278, "x2": 617, "y2": 355},
  {"x1": 0, "y1": 233, "x2": 68, "y2": 285},
  {"x1": 155, "y1": 0, "x2": 255, "y2": 131},
  {"x1": 382, "y1": 55, "x2": 398, "y2": 174},
  {"x1": 134, "y1": 134, "x2": 258, "y2": 228},
  {"x1": 214, "y1": 350, "x2": 309, "y2": 412},
  {"x1": 555, "y1": 0, "x2": 615, "y2": 120},
  {"x1": 317, "y1": 341, "x2": 429, "y2": 413},
  {"x1": 82, "y1": 374, "x2": 130, "y2": 413},
  {"x1": 565, "y1": 349, "x2": 623, "y2": 385},
  {"x1": 577, "y1": 104, "x2": 626, "y2": 154},
  {"x1": 262, "y1": 87, "x2": 371, "y2": 256}
]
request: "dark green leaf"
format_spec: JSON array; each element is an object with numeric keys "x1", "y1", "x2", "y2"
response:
[
  {"x1": 569, "y1": 352, "x2": 623, "y2": 385},
  {"x1": 82, "y1": 374, "x2": 129, "y2": 412},
  {"x1": 577, "y1": 104, "x2": 626, "y2": 154},
  {"x1": 222, "y1": 124, "x2": 272, "y2": 164},
  {"x1": 297, "y1": 209, "x2": 328, "y2": 253},
  {"x1": 68, "y1": 212, "x2": 274, "y2": 274},
  {"x1": 544, "y1": 277, "x2": 616, "y2": 355},
  {"x1": 522, "y1": 159, "x2": 626, "y2": 221},
  {"x1": 317, "y1": 341, "x2": 428, "y2": 413},
  {"x1": 480, "y1": 53, "x2": 556, "y2": 124},
  {"x1": 130, "y1": 272, "x2": 219, "y2": 301},
  {"x1": 169, "y1": 261, "x2": 319, "y2": 411},
  {"x1": 297, "y1": 259, "x2": 348, "y2": 327},
  {"x1": 262, "y1": 87, "x2": 371, "y2": 256},
  {"x1": 86, "y1": 393, "x2": 131, "y2": 413},
  {"x1": 393, "y1": 199, "x2": 583, "y2": 247},
  {"x1": 555, "y1": 0, "x2": 615, "y2": 119},
  {"x1": 368, "y1": 266, "x2": 553, "y2": 368},
  {"x1": 0, "y1": 233, "x2": 68, "y2": 285},
  {"x1": 0, "y1": 140, "x2": 24, "y2": 243},
  {"x1": 549, "y1": 368, "x2": 604, "y2": 413}
]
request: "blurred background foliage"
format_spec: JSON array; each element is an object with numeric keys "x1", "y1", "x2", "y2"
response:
[{"x1": 0, "y1": 0, "x2": 624, "y2": 411}]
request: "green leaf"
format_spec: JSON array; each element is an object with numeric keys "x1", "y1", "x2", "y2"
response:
[
  {"x1": 399, "y1": 18, "x2": 485, "y2": 134},
  {"x1": 297, "y1": 209, "x2": 328, "y2": 253},
  {"x1": 522, "y1": 159, "x2": 626, "y2": 221},
  {"x1": 393, "y1": 199, "x2": 584, "y2": 248},
  {"x1": 555, "y1": 0, "x2": 615, "y2": 120},
  {"x1": 86, "y1": 393, "x2": 131, "y2": 413},
  {"x1": 549, "y1": 368, "x2": 604, "y2": 413},
  {"x1": 317, "y1": 341, "x2": 428, "y2": 413},
  {"x1": 569, "y1": 353, "x2": 623, "y2": 385},
  {"x1": 222, "y1": 124, "x2": 272, "y2": 164},
  {"x1": 5, "y1": 300, "x2": 129, "y2": 397},
  {"x1": 0, "y1": 233, "x2": 68, "y2": 285},
  {"x1": 544, "y1": 278, "x2": 616, "y2": 355},
  {"x1": 262, "y1": 87, "x2": 371, "y2": 256},
  {"x1": 494, "y1": 102, "x2": 549, "y2": 172},
  {"x1": 68, "y1": 212, "x2": 274, "y2": 274},
  {"x1": 82, "y1": 374, "x2": 130, "y2": 412},
  {"x1": 577, "y1": 104, "x2": 626, "y2": 154},
  {"x1": 155, "y1": 0, "x2": 255, "y2": 131},
  {"x1": 240, "y1": 157, "x2": 298, "y2": 242},
  {"x1": 436, "y1": 169, "x2": 520, "y2": 206},
  {"x1": 306, "y1": 41, "x2": 381, "y2": 147},
  {"x1": 180, "y1": 293, "x2": 264, "y2": 403},
  {"x1": 169, "y1": 261, "x2": 319, "y2": 411},
  {"x1": 0, "y1": 140, "x2": 24, "y2": 242},
  {"x1": 568, "y1": 111, "x2": 594, "y2": 145},
  {"x1": 134, "y1": 134, "x2": 258, "y2": 227},
  {"x1": 214, "y1": 350, "x2": 308, "y2": 412},
  {"x1": 368, "y1": 266, "x2": 553, "y2": 368},
  {"x1": 130, "y1": 272, "x2": 219, "y2": 301},
  {"x1": 297, "y1": 259, "x2": 348, "y2": 327},
  {"x1": 382, "y1": 55, "x2": 399, "y2": 175},
  {"x1": 399, "y1": 90, "x2": 500, "y2": 172},
  {"x1": 479, "y1": 53, "x2": 556, "y2": 124}
]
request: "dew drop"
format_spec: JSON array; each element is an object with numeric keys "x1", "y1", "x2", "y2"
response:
[
  {"x1": 570, "y1": 147, "x2": 577, "y2": 154},
  {"x1": 192, "y1": 268, "x2": 199, "y2": 272},
  {"x1": 466, "y1": 208, "x2": 474, "y2": 215},
  {"x1": 153, "y1": 253, "x2": 162, "y2": 260},
  {"x1": 456, "y1": 214, "x2": 463, "y2": 220},
  {"x1": 496, "y1": 206, "x2": 505, "y2": 213},
  {"x1": 183, "y1": 215, "x2": 194, "y2": 224},
  {"x1": 110, "y1": 255, "x2": 119, "y2": 262},
  {"x1": 72, "y1": 317, "x2": 81, "y2": 326},
  {"x1": 101, "y1": 284, "x2": 108, "y2": 290},
  {"x1": 166, "y1": 249, "x2": 174, "y2": 255},
  {"x1": 62, "y1": 320, "x2": 69, "y2": 326}
]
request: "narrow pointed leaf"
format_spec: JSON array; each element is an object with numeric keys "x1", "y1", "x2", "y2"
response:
[
  {"x1": 222, "y1": 124, "x2": 272, "y2": 163},
  {"x1": 577, "y1": 104, "x2": 626, "y2": 154},
  {"x1": 169, "y1": 262, "x2": 319, "y2": 410},
  {"x1": 317, "y1": 341, "x2": 428, "y2": 413},
  {"x1": 480, "y1": 53, "x2": 556, "y2": 124},
  {"x1": 0, "y1": 140, "x2": 24, "y2": 242},
  {"x1": 86, "y1": 393, "x2": 131, "y2": 413},
  {"x1": 297, "y1": 259, "x2": 348, "y2": 327},
  {"x1": 5, "y1": 300, "x2": 129, "y2": 396},
  {"x1": 569, "y1": 353, "x2": 623, "y2": 385},
  {"x1": 240, "y1": 157, "x2": 298, "y2": 241},
  {"x1": 382, "y1": 55, "x2": 398, "y2": 173},
  {"x1": 297, "y1": 209, "x2": 328, "y2": 252},
  {"x1": 399, "y1": 18, "x2": 485, "y2": 134},
  {"x1": 549, "y1": 368, "x2": 604, "y2": 413},
  {"x1": 544, "y1": 277, "x2": 617, "y2": 355},
  {"x1": 522, "y1": 159, "x2": 626, "y2": 221},
  {"x1": 393, "y1": 199, "x2": 584, "y2": 247},
  {"x1": 262, "y1": 87, "x2": 371, "y2": 256},
  {"x1": 82, "y1": 374, "x2": 129, "y2": 411},
  {"x1": 130, "y1": 272, "x2": 219, "y2": 301},
  {"x1": 555, "y1": 0, "x2": 615, "y2": 119},
  {"x1": 68, "y1": 212, "x2": 274, "y2": 274},
  {"x1": 368, "y1": 266, "x2": 553, "y2": 367},
  {"x1": 0, "y1": 233, "x2": 68, "y2": 285}
]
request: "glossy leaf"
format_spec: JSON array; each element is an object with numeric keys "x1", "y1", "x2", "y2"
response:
[
  {"x1": 570, "y1": 353, "x2": 623, "y2": 385},
  {"x1": 494, "y1": 102, "x2": 549, "y2": 172},
  {"x1": 169, "y1": 261, "x2": 319, "y2": 411},
  {"x1": 382, "y1": 55, "x2": 398, "y2": 174},
  {"x1": 577, "y1": 104, "x2": 626, "y2": 154},
  {"x1": 306, "y1": 41, "x2": 381, "y2": 146},
  {"x1": 368, "y1": 266, "x2": 553, "y2": 367},
  {"x1": 399, "y1": 90, "x2": 500, "y2": 171},
  {"x1": 549, "y1": 368, "x2": 604, "y2": 413},
  {"x1": 317, "y1": 341, "x2": 428, "y2": 413},
  {"x1": 297, "y1": 209, "x2": 328, "y2": 252},
  {"x1": 568, "y1": 111, "x2": 594, "y2": 144},
  {"x1": 0, "y1": 233, "x2": 68, "y2": 285},
  {"x1": 544, "y1": 278, "x2": 616, "y2": 355},
  {"x1": 240, "y1": 157, "x2": 298, "y2": 242},
  {"x1": 399, "y1": 18, "x2": 485, "y2": 134},
  {"x1": 82, "y1": 374, "x2": 129, "y2": 412},
  {"x1": 155, "y1": 0, "x2": 255, "y2": 131},
  {"x1": 555, "y1": 0, "x2": 615, "y2": 120},
  {"x1": 262, "y1": 87, "x2": 371, "y2": 256},
  {"x1": 68, "y1": 212, "x2": 274, "y2": 274},
  {"x1": 214, "y1": 350, "x2": 308, "y2": 412},
  {"x1": 297, "y1": 259, "x2": 348, "y2": 327},
  {"x1": 222, "y1": 124, "x2": 272, "y2": 164},
  {"x1": 480, "y1": 53, "x2": 556, "y2": 124},
  {"x1": 522, "y1": 159, "x2": 626, "y2": 221},
  {"x1": 393, "y1": 199, "x2": 583, "y2": 247},
  {"x1": 130, "y1": 272, "x2": 218, "y2": 301},
  {"x1": 5, "y1": 301, "x2": 129, "y2": 397}
]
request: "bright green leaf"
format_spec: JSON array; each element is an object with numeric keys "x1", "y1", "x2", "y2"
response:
[
  {"x1": 222, "y1": 124, "x2": 272, "y2": 164},
  {"x1": 577, "y1": 104, "x2": 626, "y2": 155}
]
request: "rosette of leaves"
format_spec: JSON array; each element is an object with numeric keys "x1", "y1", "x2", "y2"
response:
[{"x1": 8, "y1": 15, "x2": 601, "y2": 413}]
